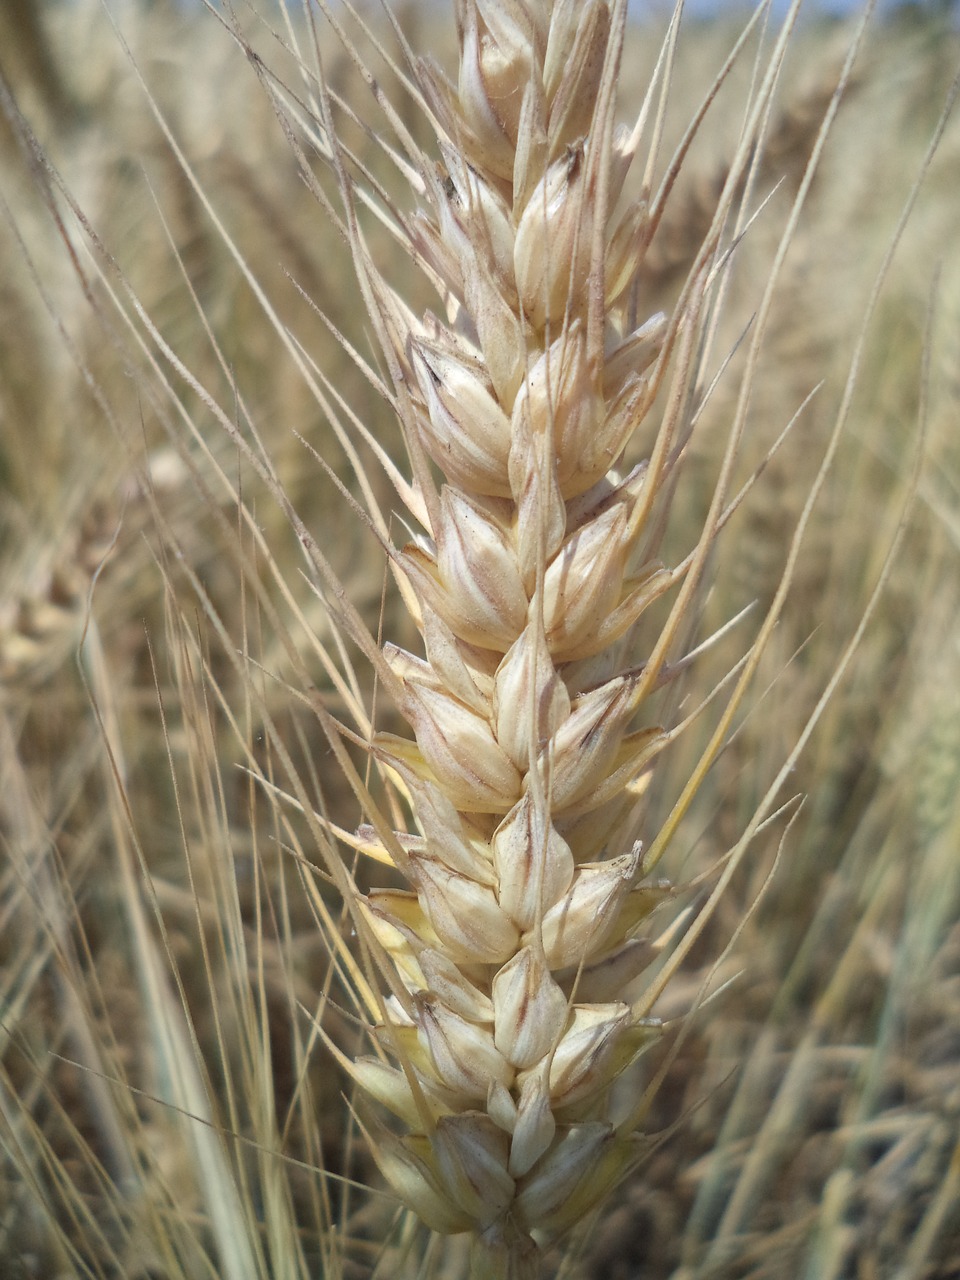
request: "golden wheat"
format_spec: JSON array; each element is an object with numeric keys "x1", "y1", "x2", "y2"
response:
[
  {"x1": 2, "y1": 1, "x2": 959, "y2": 1278},
  {"x1": 270, "y1": 2, "x2": 864, "y2": 1274}
]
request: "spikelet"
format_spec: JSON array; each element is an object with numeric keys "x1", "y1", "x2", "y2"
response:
[{"x1": 320, "y1": 1, "x2": 749, "y2": 1272}]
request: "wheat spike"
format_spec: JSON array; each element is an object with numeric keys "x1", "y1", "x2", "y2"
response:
[{"x1": 299, "y1": 2, "x2": 766, "y2": 1272}]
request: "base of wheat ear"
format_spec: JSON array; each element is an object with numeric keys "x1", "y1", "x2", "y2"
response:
[{"x1": 316, "y1": 1, "x2": 753, "y2": 1273}]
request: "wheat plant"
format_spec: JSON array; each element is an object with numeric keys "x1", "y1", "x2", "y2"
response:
[
  {"x1": 2, "y1": 1, "x2": 959, "y2": 1278},
  {"x1": 280, "y1": 2, "x2": 829, "y2": 1273},
  {"x1": 262, "y1": 3, "x2": 884, "y2": 1272}
]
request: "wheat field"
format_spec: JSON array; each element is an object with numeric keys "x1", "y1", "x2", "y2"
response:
[{"x1": 1, "y1": 1, "x2": 959, "y2": 1277}]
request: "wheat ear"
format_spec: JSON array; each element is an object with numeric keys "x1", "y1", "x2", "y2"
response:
[{"x1": 300, "y1": 1, "x2": 776, "y2": 1274}]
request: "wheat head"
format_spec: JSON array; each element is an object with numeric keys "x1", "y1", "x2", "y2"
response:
[{"x1": 291, "y1": 2, "x2": 799, "y2": 1274}]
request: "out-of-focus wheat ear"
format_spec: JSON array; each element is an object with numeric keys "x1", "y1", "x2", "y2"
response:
[{"x1": 0, "y1": 503, "x2": 117, "y2": 689}]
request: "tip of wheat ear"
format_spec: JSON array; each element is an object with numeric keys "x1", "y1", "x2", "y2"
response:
[{"x1": 334, "y1": 0, "x2": 705, "y2": 1264}]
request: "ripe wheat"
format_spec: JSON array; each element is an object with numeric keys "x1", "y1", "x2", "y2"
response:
[
  {"x1": 292, "y1": 2, "x2": 818, "y2": 1273},
  {"x1": 7, "y1": 0, "x2": 956, "y2": 1277}
]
